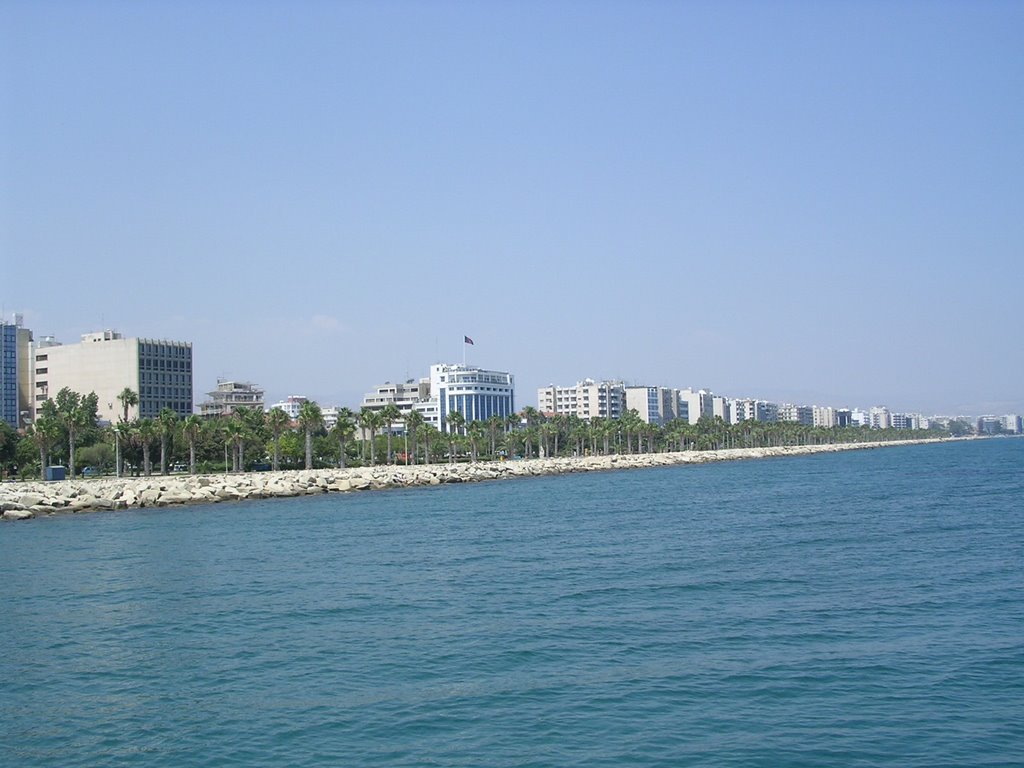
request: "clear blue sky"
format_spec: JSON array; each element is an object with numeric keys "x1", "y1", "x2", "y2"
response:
[{"x1": 3, "y1": 1, "x2": 1022, "y2": 416}]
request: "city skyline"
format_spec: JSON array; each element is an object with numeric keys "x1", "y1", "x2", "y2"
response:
[{"x1": 3, "y1": 3, "x2": 1022, "y2": 416}]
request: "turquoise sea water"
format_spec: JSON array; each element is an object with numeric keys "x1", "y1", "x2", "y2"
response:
[{"x1": 2, "y1": 438, "x2": 1022, "y2": 767}]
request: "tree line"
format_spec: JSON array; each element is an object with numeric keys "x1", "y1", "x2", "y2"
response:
[{"x1": 0, "y1": 387, "x2": 950, "y2": 479}]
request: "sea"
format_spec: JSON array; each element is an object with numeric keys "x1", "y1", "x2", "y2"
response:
[{"x1": 1, "y1": 438, "x2": 1021, "y2": 767}]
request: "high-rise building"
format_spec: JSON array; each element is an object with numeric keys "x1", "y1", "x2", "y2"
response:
[
  {"x1": 0, "y1": 315, "x2": 33, "y2": 428},
  {"x1": 729, "y1": 399, "x2": 779, "y2": 424},
  {"x1": 197, "y1": 380, "x2": 264, "y2": 417},
  {"x1": 33, "y1": 330, "x2": 192, "y2": 423},
  {"x1": 432, "y1": 363, "x2": 514, "y2": 434},
  {"x1": 869, "y1": 406, "x2": 892, "y2": 430},
  {"x1": 679, "y1": 389, "x2": 714, "y2": 425},
  {"x1": 624, "y1": 386, "x2": 679, "y2": 426},
  {"x1": 538, "y1": 379, "x2": 625, "y2": 421}
]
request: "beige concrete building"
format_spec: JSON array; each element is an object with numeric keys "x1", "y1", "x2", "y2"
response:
[{"x1": 33, "y1": 330, "x2": 193, "y2": 424}]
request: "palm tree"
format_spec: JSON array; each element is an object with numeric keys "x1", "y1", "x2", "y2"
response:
[
  {"x1": 504, "y1": 413, "x2": 521, "y2": 458},
  {"x1": 54, "y1": 387, "x2": 99, "y2": 477},
  {"x1": 182, "y1": 414, "x2": 203, "y2": 474},
  {"x1": 446, "y1": 410, "x2": 465, "y2": 463},
  {"x1": 297, "y1": 401, "x2": 324, "y2": 470},
  {"x1": 487, "y1": 414, "x2": 503, "y2": 458},
  {"x1": 157, "y1": 408, "x2": 178, "y2": 475},
  {"x1": 330, "y1": 408, "x2": 356, "y2": 468},
  {"x1": 117, "y1": 387, "x2": 139, "y2": 423},
  {"x1": 467, "y1": 420, "x2": 487, "y2": 462},
  {"x1": 358, "y1": 407, "x2": 382, "y2": 465},
  {"x1": 26, "y1": 409, "x2": 61, "y2": 478},
  {"x1": 223, "y1": 416, "x2": 246, "y2": 472},
  {"x1": 266, "y1": 407, "x2": 291, "y2": 471},
  {"x1": 136, "y1": 418, "x2": 156, "y2": 476},
  {"x1": 405, "y1": 410, "x2": 424, "y2": 465},
  {"x1": 380, "y1": 403, "x2": 401, "y2": 464}
]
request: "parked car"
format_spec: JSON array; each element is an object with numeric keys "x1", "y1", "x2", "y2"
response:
[{"x1": 82, "y1": 466, "x2": 101, "y2": 478}]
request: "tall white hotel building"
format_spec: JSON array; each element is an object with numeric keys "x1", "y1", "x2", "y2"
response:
[{"x1": 430, "y1": 363, "x2": 515, "y2": 434}]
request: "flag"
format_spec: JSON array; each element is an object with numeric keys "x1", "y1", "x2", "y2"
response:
[{"x1": 464, "y1": 335, "x2": 474, "y2": 345}]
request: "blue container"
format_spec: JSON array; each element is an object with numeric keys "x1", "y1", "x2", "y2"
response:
[{"x1": 44, "y1": 466, "x2": 66, "y2": 481}]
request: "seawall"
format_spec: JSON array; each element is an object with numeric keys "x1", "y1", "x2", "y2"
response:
[{"x1": 1, "y1": 438, "x2": 959, "y2": 521}]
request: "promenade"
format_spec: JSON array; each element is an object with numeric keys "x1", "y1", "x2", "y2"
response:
[{"x1": 1, "y1": 438, "x2": 954, "y2": 520}]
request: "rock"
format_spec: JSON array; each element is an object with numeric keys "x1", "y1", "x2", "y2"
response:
[
  {"x1": 2, "y1": 509, "x2": 34, "y2": 521},
  {"x1": 19, "y1": 493, "x2": 45, "y2": 507}
]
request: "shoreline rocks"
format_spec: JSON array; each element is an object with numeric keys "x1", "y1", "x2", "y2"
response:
[{"x1": 0, "y1": 438, "x2": 963, "y2": 521}]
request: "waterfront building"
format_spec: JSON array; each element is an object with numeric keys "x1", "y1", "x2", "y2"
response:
[
  {"x1": 679, "y1": 389, "x2": 714, "y2": 425},
  {"x1": 33, "y1": 329, "x2": 192, "y2": 423},
  {"x1": 976, "y1": 415, "x2": 1002, "y2": 435},
  {"x1": 712, "y1": 395, "x2": 731, "y2": 424},
  {"x1": 730, "y1": 399, "x2": 779, "y2": 424},
  {"x1": 197, "y1": 380, "x2": 264, "y2": 417},
  {"x1": 778, "y1": 404, "x2": 814, "y2": 426},
  {"x1": 836, "y1": 409, "x2": 853, "y2": 428},
  {"x1": 812, "y1": 406, "x2": 836, "y2": 428},
  {"x1": 851, "y1": 408, "x2": 869, "y2": 427},
  {"x1": 321, "y1": 406, "x2": 341, "y2": 431},
  {"x1": 537, "y1": 379, "x2": 625, "y2": 421},
  {"x1": 1001, "y1": 414, "x2": 1021, "y2": 434},
  {"x1": 359, "y1": 379, "x2": 430, "y2": 416},
  {"x1": 624, "y1": 386, "x2": 678, "y2": 426},
  {"x1": 869, "y1": 406, "x2": 892, "y2": 430},
  {"x1": 0, "y1": 315, "x2": 34, "y2": 428},
  {"x1": 268, "y1": 395, "x2": 308, "y2": 420},
  {"x1": 431, "y1": 363, "x2": 514, "y2": 434}
]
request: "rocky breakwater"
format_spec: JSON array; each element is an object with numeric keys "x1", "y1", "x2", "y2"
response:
[{"x1": 1, "y1": 438, "x2": 952, "y2": 521}]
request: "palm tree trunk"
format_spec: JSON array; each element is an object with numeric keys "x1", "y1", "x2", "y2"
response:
[
  {"x1": 190, "y1": 441, "x2": 197, "y2": 474},
  {"x1": 305, "y1": 429, "x2": 313, "y2": 470}
]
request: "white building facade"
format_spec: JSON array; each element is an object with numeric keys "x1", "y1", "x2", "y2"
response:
[
  {"x1": 537, "y1": 379, "x2": 625, "y2": 421},
  {"x1": 624, "y1": 386, "x2": 678, "y2": 426},
  {"x1": 33, "y1": 330, "x2": 193, "y2": 423},
  {"x1": 432, "y1": 363, "x2": 515, "y2": 434}
]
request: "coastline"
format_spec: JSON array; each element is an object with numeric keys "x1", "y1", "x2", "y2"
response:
[{"x1": 0, "y1": 437, "x2": 965, "y2": 521}]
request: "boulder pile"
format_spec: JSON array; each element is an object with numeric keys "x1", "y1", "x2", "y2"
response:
[{"x1": 0, "y1": 438, "x2": 954, "y2": 521}]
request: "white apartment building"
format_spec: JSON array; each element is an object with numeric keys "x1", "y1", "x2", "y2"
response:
[
  {"x1": 33, "y1": 330, "x2": 193, "y2": 423},
  {"x1": 851, "y1": 408, "x2": 869, "y2": 427},
  {"x1": 869, "y1": 406, "x2": 892, "y2": 430},
  {"x1": 624, "y1": 386, "x2": 678, "y2": 426},
  {"x1": 359, "y1": 379, "x2": 430, "y2": 416},
  {"x1": 197, "y1": 380, "x2": 265, "y2": 417},
  {"x1": 537, "y1": 379, "x2": 625, "y2": 421},
  {"x1": 1001, "y1": 414, "x2": 1021, "y2": 433},
  {"x1": 679, "y1": 389, "x2": 715, "y2": 425},
  {"x1": 269, "y1": 395, "x2": 309, "y2": 420},
  {"x1": 812, "y1": 406, "x2": 836, "y2": 428},
  {"x1": 778, "y1": 404, "x2": 814, "y2": 426},
  {"x1": 729, "y1": 399, "x2": 780, "y2": 424},
  {"x1": 712, "y1": 395, "x2": 731, "y2": 424},
  {"x1": 432, "y1": 363, "x2": 515, "y2": 434}
]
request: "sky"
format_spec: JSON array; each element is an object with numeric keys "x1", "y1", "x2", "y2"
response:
[{"x1": 2, "y1": 1, "x2": 1022, "y2": 416}]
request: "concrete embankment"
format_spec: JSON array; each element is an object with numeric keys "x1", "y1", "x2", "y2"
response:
[{"x1": 0, "y1": 438, "x2": 954, "y2": 521}]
